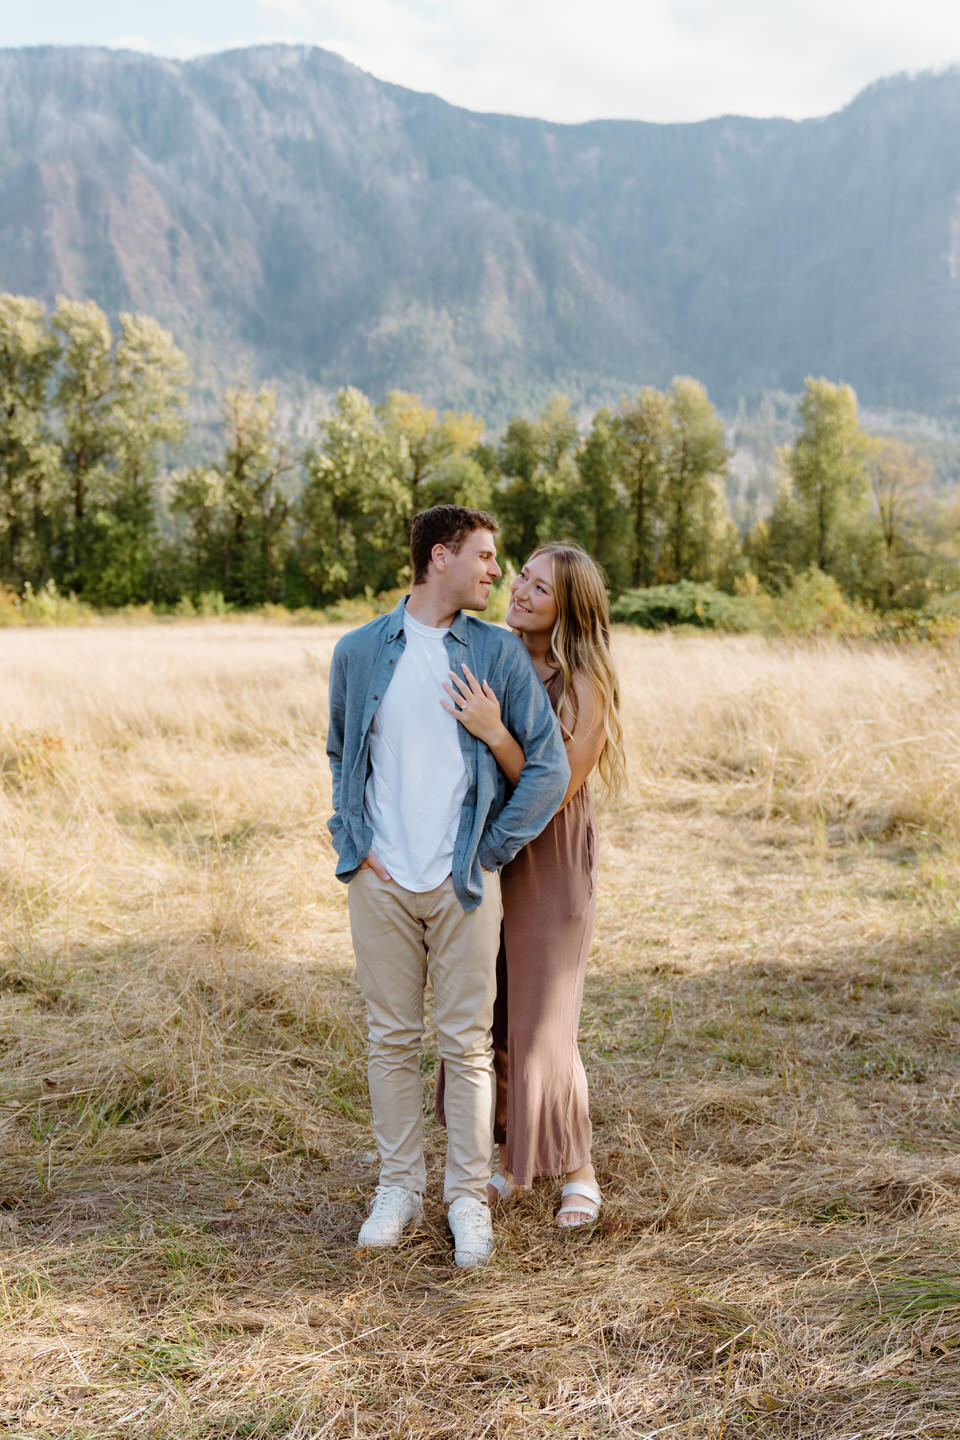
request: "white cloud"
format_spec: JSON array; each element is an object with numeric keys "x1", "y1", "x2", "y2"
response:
[
  {"x1": 109, "y1": 31, "x2": 233, "y2": 61},
  {"x1": 257, "y1": 0, "x2": 315, "y2": 21},
  {"x1": 14, "y1": 0, "x2": 960, "y2": 118},
  {"x1": 112, "y1": 34, "x2": 153, "y2": 51},
  {"x1": 193, "y1": 1, "x2": 960, "y2": 121}
]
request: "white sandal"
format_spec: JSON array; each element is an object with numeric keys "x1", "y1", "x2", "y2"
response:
[{"x1": 556, "y1": 1179, "x2": 602, "y2": 1228}]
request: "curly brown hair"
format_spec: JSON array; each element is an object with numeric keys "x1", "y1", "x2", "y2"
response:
[{"x1": 409, "y1": 506, "x2": 499, "y2": 585}]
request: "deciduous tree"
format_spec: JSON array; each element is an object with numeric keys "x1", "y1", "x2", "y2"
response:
[
  {"x1": 612, "y1": 387, "x2": 670, "y2": 587},
  {"x1": 494, "y1": 395, "x2": 580, "y2": 567},
  {"x1": 868, "y1": 437, "x2": 930, "y2": 607},
  {"x1": 379, "y1": 392, "x2": 487, "y2": 520},
  {"x1": 174, "y1": 387, "x2": 294, "y2": 605},
  {"x1": 573, "y1": 407, "x2": 631, "y2": 594},
  {"x1": 84, "y1": 313, "x2": 190, "y2": 603},
  {"x1": 297, "y1": 387, "x2": 403, "y2": 602},
  {"x1": 0, "y1": 296, "x2": 60, "y2": 587},
  {"x1": 48, "y1": 298, "x2": 190, "y2": 601},
  {"x1": 50, "y1": 298, "x2": 116, "y2": 587},
  {"x1": 781, "y1": 377, "x2": 877, "y2": 583},
  {"x1": 659, "y1": 377, "x2": 731, "y2": 583}
]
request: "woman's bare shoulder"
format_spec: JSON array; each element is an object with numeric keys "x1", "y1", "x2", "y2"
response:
[{"x1": 562, "y1": 669, "x2": 601, "y2": 733}]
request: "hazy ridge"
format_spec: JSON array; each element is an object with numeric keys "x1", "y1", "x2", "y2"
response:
[{"x1": 2, "y1": 44, "x2": 960, "y2": 414}]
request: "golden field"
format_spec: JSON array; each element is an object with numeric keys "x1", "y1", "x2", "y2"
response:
[{"x1": 2, "y1": 622, "x2": 960, "y2": 1439}]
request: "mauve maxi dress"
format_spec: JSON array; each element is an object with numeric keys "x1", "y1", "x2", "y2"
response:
[{"x1": 436, "y1": 670, "x2": 598, "y2": 1186}]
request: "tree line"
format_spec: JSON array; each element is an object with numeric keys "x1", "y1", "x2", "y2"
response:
[{"x1": 0, "y1": 293, "x2": 954, "y2": 612}]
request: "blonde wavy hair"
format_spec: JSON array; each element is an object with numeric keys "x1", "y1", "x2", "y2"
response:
[{"x1": 527, "y1": 543, "x2": 626, "y2": 796}]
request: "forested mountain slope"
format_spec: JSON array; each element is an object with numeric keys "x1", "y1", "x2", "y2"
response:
[{"x1": 2, "y1": 44, "x2": 960, "y2": 413}]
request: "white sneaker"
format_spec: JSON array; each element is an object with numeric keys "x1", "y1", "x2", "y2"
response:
[
  {"x1": 358, "y1": 1185, "x2": 423, "y2": 1247},
  {"x1": 448, "y1": 1196, "x2": 494, "y2": 1268}
]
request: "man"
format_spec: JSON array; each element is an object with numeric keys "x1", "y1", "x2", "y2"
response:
[{"x1": 326, "y1": 505, "x2": 569, "y2": 1267}]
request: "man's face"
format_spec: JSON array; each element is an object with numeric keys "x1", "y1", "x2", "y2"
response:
[{"x1": 438, "y1": 528, "x2": 502, "y2": 611}]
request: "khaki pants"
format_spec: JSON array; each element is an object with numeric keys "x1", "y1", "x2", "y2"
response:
[{"x1": 348, "y1": 867, "x2": 503, "y2": 1204}]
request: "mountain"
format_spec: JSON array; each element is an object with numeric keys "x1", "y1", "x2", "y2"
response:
[{"x1": 2, "y1": 44, "x2": 960, "y2": 416}]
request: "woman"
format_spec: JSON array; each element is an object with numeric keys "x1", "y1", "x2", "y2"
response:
[{"x1": 441, "y1": 544, "x2": 625, "y2": 1226}]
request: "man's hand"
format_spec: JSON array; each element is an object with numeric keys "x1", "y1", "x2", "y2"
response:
[{"x1": 360, "y1": 849, "x2": 392, "y2": 881}]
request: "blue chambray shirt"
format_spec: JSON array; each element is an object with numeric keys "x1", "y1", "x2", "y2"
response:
[{"x1": 326, "y1": 596, "x2": 570, "y2": 912}]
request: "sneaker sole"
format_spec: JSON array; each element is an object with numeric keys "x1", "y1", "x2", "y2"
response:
[
  {"x1": 453, "y1": 1250, "x2": 492, "y2": 1268},
  {"x1": 358, "y1": 1224, "x2": 422, "y2": 1249}
]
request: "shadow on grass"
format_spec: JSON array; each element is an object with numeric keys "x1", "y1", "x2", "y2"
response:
[{"x1": 3, "y1": 917, "x2": 960, "y2": 1437}]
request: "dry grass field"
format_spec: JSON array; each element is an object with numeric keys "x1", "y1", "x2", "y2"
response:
[{"x1": 2, "y1": 621, "x2": 960, "y2": 1439}]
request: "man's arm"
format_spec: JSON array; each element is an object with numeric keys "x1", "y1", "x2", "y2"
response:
[
  {"x1": 477, "y1": 647, "x2": 569, "y2": 872},
  {"x1": 325, "y1": 642, "x2": 347, "y2": 854},
  {"x1": 326, "y1": 638, "x2": 388, "y2": 878}
]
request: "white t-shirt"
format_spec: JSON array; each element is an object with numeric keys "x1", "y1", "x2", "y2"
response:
[{"x1": 363, "y1": 608, "x2": 468, "y2": 891}]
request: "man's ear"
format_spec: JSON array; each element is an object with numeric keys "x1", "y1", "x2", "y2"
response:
[{"x1": 431, "y1": 543, "x2": 448, "y2": 572}]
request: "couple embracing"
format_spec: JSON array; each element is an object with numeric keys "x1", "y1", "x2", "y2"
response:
[{"x1": 326, "y1": 505, "x2": 625, "y2": 1267}]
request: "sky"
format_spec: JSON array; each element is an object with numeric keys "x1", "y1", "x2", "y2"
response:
[{"x1": 6, "y1": 0, "x2": 960, "y2": 125}]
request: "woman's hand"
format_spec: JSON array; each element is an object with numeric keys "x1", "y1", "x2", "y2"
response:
[
  {"x1": 442, "y1": 664, "x2": 504, "y2": 746},
  {"x1": 444, "y1": 664, "x2": 526, "y2": 784}
]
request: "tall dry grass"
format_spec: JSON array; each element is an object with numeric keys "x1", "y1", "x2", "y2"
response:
[
  {"x1": 1, "y1": 624, "x2": 343, "y2": 955},
  {"x1": 617, "y1": 631, "x2": 960, "y2": 839},
  {"x1": 2, "y1": 623, "x2": 960, "y2": 1438}
]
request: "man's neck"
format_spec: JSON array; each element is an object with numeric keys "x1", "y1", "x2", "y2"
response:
[{"x1": 405, "y1": 585, "x2": 459, "y2": 630}]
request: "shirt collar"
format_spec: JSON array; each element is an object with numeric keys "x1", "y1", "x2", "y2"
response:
[
  {"x1": 386, "y1": 594, "x2": 469, "y2": 645},
  {"x1": 386, "y1": 595, "x2": 408, "y2": 641},
  {"x1": 448, "y1": 609, "x2": 469, "y2": 645}
]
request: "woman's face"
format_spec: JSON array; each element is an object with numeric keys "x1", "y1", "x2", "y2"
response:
[{"x1": 506, "y1": 553, "x2": 558, "y2": 635}]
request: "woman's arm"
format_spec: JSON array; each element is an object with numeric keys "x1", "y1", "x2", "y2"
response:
[
  {"x1": 444, "y1": 664, "x2": 605, "y2": 804},
  {"x1": 442, "y1": 664, "x2": 526, "y2": 785}
]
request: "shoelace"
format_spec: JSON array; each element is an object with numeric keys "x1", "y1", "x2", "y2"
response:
[
  {"x1": 452, "y1": 1205, "x2": 490, "y2": 1240},
  {"x1": 370, "y1": 1185, "x2": 407, "y2": 1213}
]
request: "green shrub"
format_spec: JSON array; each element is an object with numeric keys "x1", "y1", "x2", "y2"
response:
[
  {"x1": 0, "y1": 581, "x2": 93, "y2": 627},
  {"x1": 768, "y1": 570, "x2": 875, "y2": 637},
  {"x1": 610, "y1": 581, "x2": 754, "y2": 631},
  {"x1": 873, "y1": 597, "x2": 960, "y2": 643},
  {"x1": 0, "y1": 585, "x2": 24, "y2": 626},
  {"x1": 257, "y1": 602, "x2": 325, "y2": 625},
  {"x1": 322, "y1": 595, "x2": 383, "y2": 625},
  {"x1": 118, "y1": 602, "x2": 159, "y2": 623},
  {"x1": 175, "y1": 591, "x2": 232, "y2": 618}
]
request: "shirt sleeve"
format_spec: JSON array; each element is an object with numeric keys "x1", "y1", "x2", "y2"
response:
[
  {"x1": 325, "y1": 641, "x2": 347, "y2": 855},
  {"x1": 477, "y1": 647, "x2": 570, "y2": 871}
]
